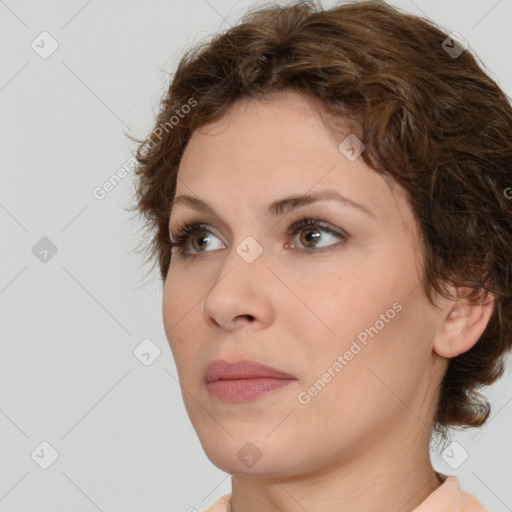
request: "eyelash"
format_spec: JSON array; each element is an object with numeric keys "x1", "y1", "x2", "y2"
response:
[{"x1": 169, "y1": 218, "x2": 349, "y2": 260}]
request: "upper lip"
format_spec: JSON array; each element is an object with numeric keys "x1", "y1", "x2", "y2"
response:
[{"x1": 204, "y1": 359, "x2": 296, "y2": 382}]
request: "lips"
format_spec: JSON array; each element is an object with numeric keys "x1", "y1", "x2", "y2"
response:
[
  {"x1": 204, "y1": 359, "x2": 296, "y2": 383},
  {"x1": 204, "y1": 359, "x2": 297, "y2": 402}
]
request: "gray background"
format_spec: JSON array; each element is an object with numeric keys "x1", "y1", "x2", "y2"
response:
[{"x1": 1, "y1": 0, "x2": 511, "y2": 510}]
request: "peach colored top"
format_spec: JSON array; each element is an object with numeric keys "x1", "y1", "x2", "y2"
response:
[{"x1": 202, "y1": 475, "x2": 489, "y2": 512}]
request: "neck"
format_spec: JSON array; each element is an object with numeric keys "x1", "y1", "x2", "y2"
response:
[{"x1": 229, "y1": 420, "x2": 443, "y2": 512}]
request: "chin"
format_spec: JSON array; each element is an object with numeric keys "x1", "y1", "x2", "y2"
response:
[{"x1": 198, "y1": 431, "x2": 307, "y2": 477}]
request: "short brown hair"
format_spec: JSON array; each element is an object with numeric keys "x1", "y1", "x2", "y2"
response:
[{"x1": 129, "y1": 0, "x2": 512, "y2": 439}]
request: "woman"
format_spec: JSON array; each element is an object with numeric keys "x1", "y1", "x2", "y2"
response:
[{"x1": 130, "y1": 1, "x2": 512, "y2": 510}]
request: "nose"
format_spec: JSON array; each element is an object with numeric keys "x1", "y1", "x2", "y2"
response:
[{"x1": 202, "y1": 241, "x2": 275, "y2": 331}]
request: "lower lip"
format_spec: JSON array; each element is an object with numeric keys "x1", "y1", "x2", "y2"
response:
[{"x1": 207, "y1": 377, "x2": 295, "y2": 402}]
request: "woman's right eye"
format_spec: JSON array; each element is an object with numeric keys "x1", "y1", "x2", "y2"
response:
[{"x1": 170, "y1": 223, "x2": 224, "y2": 259}]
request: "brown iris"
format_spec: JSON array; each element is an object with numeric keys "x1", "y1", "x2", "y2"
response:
[{"x1": 300, "y1": 228, "x2": 321, "y2": 248}]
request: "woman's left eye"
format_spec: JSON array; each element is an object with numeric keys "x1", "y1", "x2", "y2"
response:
[
  {"x1": 286, "y1": 218, "x2": 348, "y2": 253},
  {"x1": 169, "y1": 218, "x2": 348, "y2": 259}
]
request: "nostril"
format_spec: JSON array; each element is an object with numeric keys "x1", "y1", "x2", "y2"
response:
[{"x1": 237, "y1": 314, "x2": 255, "y2": 322}]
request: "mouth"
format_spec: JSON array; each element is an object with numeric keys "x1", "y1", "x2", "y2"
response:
[{"x1": 204, "y1": 359, "x2": 297, "y2": 403}]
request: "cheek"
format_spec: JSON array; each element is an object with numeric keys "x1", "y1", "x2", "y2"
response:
[
  {"x1": 296, "y1": 264, "x2": 394, "y2": 345},
  {"x1": 309, "y1": 287, "x2": 435, "y2": 421},
  {"x1": 294, "y1": 257, "x2": 420, "y2": 391},
  {"x1": 162, "y1": 270, "x2": 200, "y2": 363},
  {"x1": 292, "y1": 305, "x2": 411, "y2": 440}
]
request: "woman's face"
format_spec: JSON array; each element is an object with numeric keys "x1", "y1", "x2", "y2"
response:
[{"x1": 163, "y1": 91, "x2": 448, "y2": 477}]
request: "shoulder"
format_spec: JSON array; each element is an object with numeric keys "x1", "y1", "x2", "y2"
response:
[
  {"x1": 460, "y1": 487, "x2": 490, "y2": 512},
  {"x1": 412, "y1": 475, "x2": 489, "y2": 511},
  {"x1": 202, "y1": 493, "x2": 231, "y2": 512}
]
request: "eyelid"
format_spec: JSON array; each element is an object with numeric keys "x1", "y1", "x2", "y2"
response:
[
  {"x1": 170, "y1": 212, "x2": 233, "y2": 242},
  {"x1": 286, "y1": 218, "x2": 345, "y2": 239}
]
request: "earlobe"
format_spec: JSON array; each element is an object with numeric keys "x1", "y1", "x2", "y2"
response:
[{"x1": 433, "y1": 287, "x2": 494, "y2": 359}]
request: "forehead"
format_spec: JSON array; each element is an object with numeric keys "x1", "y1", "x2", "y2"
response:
[
  {"x1": 179, "y1": 93, "x2": 350, "y2": 183},
  {"x1": 182, "y1": 93, "x2": 329, "y2": 171},
  {"x1": 174, "y1": 92, "x2": 412, "y2": 229}
]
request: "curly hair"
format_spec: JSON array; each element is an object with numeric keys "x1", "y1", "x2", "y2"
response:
[{"x1": 128, "y1": 0, "x2": 512, "y2": 440}]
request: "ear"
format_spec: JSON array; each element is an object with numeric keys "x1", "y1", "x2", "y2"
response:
[{"x1": 433, "y1": 285, "x2": 495, "y2": 359}]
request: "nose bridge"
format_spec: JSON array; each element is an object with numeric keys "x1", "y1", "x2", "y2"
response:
[
  {"x1": 212, "y1": 232, "x2": 268, "y2": 292},
  {"x1": 234, "y1": 233, "x2": 266, "y2": 265},
  {"x1": 215, "y1": 204, "x2": 269, "y2": 269},
  {"x1": 202, "y1": 231, "x2": 273, "y2": 328}
]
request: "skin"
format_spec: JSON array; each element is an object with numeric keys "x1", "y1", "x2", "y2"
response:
[{"x1": 162, "y1": 90, "x2": 494, "y2": 512}]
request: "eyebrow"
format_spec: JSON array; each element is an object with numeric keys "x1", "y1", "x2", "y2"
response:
[{"x1": 169, "y1": 188, "x2": 374, "y2": 220}]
